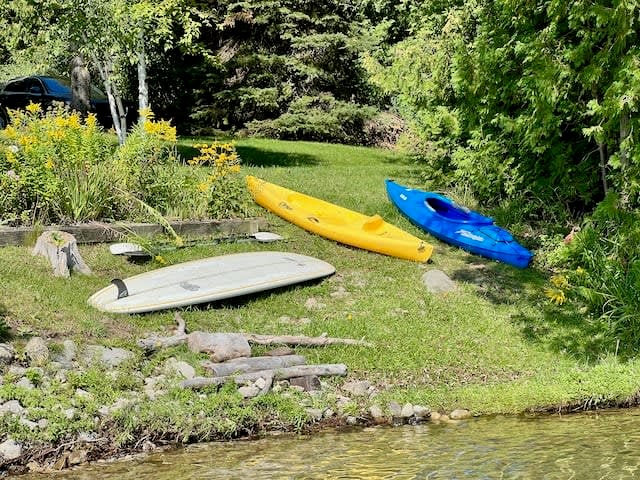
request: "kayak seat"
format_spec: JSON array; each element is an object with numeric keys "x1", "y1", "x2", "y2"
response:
[{"x1": 363, "y1": 214, "x2": 384, "y2": 231}]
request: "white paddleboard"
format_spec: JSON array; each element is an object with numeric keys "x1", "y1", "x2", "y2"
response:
[{"x1": 88, "y1": 251, "x2": 335, "y2": 314}]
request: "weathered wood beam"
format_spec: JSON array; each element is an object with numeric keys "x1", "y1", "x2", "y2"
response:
[
  {"x1": 181, "y1": 363, "x2": 348, "y2": 390},
  {"x1": 202, "y1": 354, "x2": 306, "y2": 377}
]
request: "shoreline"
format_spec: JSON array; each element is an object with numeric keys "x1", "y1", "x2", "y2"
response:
[{"x1": 1, "y1": 334, "x2": 640, "y2": 476}]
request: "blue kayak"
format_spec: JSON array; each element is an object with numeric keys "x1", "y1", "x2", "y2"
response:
[{"x1": 385, "y1": 179, "x2": 534, "y2": 268}]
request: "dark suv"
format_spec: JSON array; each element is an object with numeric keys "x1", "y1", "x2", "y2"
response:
[{"x1": 0, "y1": 75, "x2": 113, "y2": 128}]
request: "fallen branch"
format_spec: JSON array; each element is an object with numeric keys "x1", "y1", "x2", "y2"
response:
[
  {"x1": 137, "y1": 313, "x2": 188, "y2": 351},
  {"x1": 243, "y1": 333, "x2": 373, "y2": 348},
  {"x1": 137, "y1": 313, "x2": 372, "y2": 352},
  {"x1": 202, "y1": 354, "x2": 306, "y2": 377},
  {"x1": 181, "y1": 363, "x2": 347, "y2": 390}
]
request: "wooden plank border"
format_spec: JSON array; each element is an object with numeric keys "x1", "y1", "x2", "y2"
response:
[{"x1": 0, "y1": 217, "x2": 270, "y2": 246}]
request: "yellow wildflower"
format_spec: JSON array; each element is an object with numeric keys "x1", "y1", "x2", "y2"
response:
[
  {"x1": 44, "y1": 158, "x2": 55, "y2": 169},
  {"x1": 174, "y1": 236, "x2": 184, "y2": 248},
  {"x1": 26, "y1": 102, "x2": 41, "y2": 114},
  {"x1": 68, "y1": 113, "x2": 81, "y2": 129},
  {"x1": 229, "y1": 164, "x2": 241, "y2": 173},
  {"x1": 197, "y1": 181, "x2": 210, "y2": 193},
  {"x1": 576, "y1": 267, "x2": 586, "y2": 275},
  {"x1": 550, "y1": 274, "x2": 569, "y2": 289},
  {"x1": 154, "y1": 255, "x2": 167, "y2": 265},
  {"x1": 86, "y1": 113, "x2": 97, "y2": 129},
  {"x1": 544, "y1": 288, "x2": 566, "y2": 305}
]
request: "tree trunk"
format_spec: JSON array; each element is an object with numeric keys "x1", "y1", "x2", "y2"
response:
[
  {"x1": 32, "y1": 231, "x2": 92, "y2": 278},
  {"x1": 137, "y1": 29, "x2": 149, "y2": 123},
  {"x1": 69, "y1": 55, "x2": 91, "y2": 118},
  {"x1": 598, "y1": 140, "x2": 608, "y2": 196},
  {"x1": 89, "y1": 49, "x2": 127, "y2": 144}
]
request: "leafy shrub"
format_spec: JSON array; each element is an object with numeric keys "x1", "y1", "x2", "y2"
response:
[
  {"x1": 558, "y1": 194, "x2": 640, "y2": 354},
  {"x1": 245, "y1": 94, "x2": 377, "y2": 145},
  {"x1": 0, "y1": 105, "x2": 248, "y2": 225},
  {"x1": 0, "y1": 103, "x2": 115, "y2": 224},
  {"x1": 189, "y1": 142, "x2": 250, "y2": 219}
]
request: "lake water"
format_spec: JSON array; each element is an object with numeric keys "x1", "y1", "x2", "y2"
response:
[{"x1": 27, "y1": 408, "x2": 640, "y2": 479}]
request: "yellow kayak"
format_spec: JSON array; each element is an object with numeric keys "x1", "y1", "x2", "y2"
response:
[{"x1": 246, "y1": 175, "x2": 433, "y2": 262}]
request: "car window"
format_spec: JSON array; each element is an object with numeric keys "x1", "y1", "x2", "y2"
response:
[
  {"x1": 41, "y1": 77, "x2": 71, "y2": 95},
  {"x1": 3, "y1": 80, "x2": 27, "y2": 93},
  {"x1": 42, "y1": 77, "x2": 107, "y2": 99},
  {"x1": 26, "y1": 78, "x2": 44, "y2": 94}
]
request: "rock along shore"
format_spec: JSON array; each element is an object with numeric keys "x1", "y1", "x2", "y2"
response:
[{"x1": 0, "y1": 336, "x2": 471, "y2": 476}]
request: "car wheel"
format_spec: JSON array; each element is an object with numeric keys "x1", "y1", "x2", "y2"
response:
[{"x1": 0, "y1": 107, "x2": 8, "y2": 129}]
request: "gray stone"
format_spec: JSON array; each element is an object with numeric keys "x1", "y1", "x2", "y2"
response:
[
  {"x1": 37, "y1": 419, "x2": 49, "y2": 429},
  {"x1": 387, "y1": 401, "x2": 402, "y2": 417},
  {"x1": 422, "y1": 269, "x2": 457, "y2": 294},
  {"x1": 64, "y1": 408, "x2": 76, "y2": 420},
  {"x1": 19, "y1": 417, "x2": 38, "y2": 430},
  {"x1": 163, "y1": 358, "x2": 196, "y2": 379},
  {"x1": 323, "y1": 408, "x2": 335, "y2": 419},
  {"x1": 187, "y1": 332, "x2": 251, "y2": 362},
  {"x1": 15, "y1": 377, "x2": 34, "y2": 390},
  {"x1": 6, "y1": 365, "x2": 26, "y2": 378},
  {"x1": 0, "y1": 343, "x2": 14, "y2": 365},
  {"x1": 342, "y1": 380, "x2": 371, "y2": 397},
  {"x1": 449, "y1": 408, "x2": 472, "y2": 420},
  {"x1": 83, "y1": 346, "x2": 134, "y2": 368},
  {"x1": 306, "y1": 408, "x2": 324, "y2": 421},
  {"x1": 430, "y1": 411, "x2": 442, "y2": 421},
  {"x1": 77, "y1": 432, "x2": 98, "y2": 443},
  {"x1": 75, "y1": 388, "x2": 93, "y2": 400},
  {"x1": 238, "y1": 385, "x2": 260, "y2": 398},
  {"x1": 369, "y1": 404, "x2": 385, "y2": 423},
  {"x1": 0, "y1": 400, "x2": 26, "y2": 416},
  {"x1": 53, "y1": 340, "x2": 77, "y2": 369},
  {"x1": 289, "y1": 375, "x2": 321, "y2": 391},
  {"x1": 144, "y1": 376, "x2": 167, "y2": 400},
  {"x1": 401, "y1": 403, "x2": 414, "y2": 418},
  {"x1": 0, "y1": 438, "x2": 23, "y2": 460},
  {"x1": 68, "y1": 449, "x2": 88, "y2": 466},
  {"x1": 25, "y1": 337, "x2": 49, "y2": 366},
  {"x1": 346, "y1": 415, "x2": 358, "y2": 425},
  {"x1": 413, "y1": 405, "x2": 431, "y2": 419},
  {"x1": 254, "y1": 377, "x2": 268, "y2": 390}
]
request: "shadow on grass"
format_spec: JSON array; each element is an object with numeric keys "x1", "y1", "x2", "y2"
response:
[
  {"x1": 176, "y1": 143, "x2": 318, "y2": 167},
  {"x1": 236, "y1": 145, "x2": 319, "y2": 167},
  {"x1": 450, "y1": 257, "x2": 620, "y2": 362}
]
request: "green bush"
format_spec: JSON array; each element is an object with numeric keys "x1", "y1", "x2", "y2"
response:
[
  {"x1": 0, "y1": 106, "x2": 248, "y2": 225},
  {"x1": 561, "y1": 194, "x2": 640, "y2": 355},
  {"x1": 0, "y1": 104, "x2": 115, "y2": 225},
  {"x1": 245, "y1": 94, "x2": 377, "y2": 145}
]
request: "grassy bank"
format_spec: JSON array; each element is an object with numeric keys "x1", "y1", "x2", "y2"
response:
[{"x1": 1, "y1": 138, "x2": 639, "y2": 465}]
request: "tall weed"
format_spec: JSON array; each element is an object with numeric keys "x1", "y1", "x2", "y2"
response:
[{"x1": 562, "y1": 194, "x2": 640, "y2": 354}]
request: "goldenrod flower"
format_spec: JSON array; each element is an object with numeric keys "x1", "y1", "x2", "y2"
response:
[
  {"x1": 26, "y1": 102, "x2": 41, "y2": 114},
  {"x1": 550, "y1": 274, "x2": 569, "y2": 289},
  {"x1": 197, "y1": 181, "x2": 210, "y2": 193},
  {"x1": 544, "y1": 288, "x2": 566, "y2": 305},
  {"x1": 154, "y1": 255, "x2": 167, "y2": 264},
  {"x1": 44, "y1": 158, "x2": 55, "y2": 169}
]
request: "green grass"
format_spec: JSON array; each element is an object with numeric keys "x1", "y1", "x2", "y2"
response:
[{"x1": 2, "y1": 138, "x2": 640, "y2": 418}]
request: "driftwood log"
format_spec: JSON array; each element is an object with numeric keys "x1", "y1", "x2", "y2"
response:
[
  {"x1": 201, "y1": 354, "x2": 306, "y2": 377},
  {"x1": 137, "y1": 313, "x2": 188, "y2": 351},
  {"x1": 243, "y1": 333, "x2": 373, "y2": 348},
  {"x1": 137, "y1": 313, "x2": 372, "y2": 351},
  {"x1": 181, "y1": 363, "x2": 348, "y2": 390},
  {"x1": 32, "y1": 231, "x2": 92, "y2": 278}
]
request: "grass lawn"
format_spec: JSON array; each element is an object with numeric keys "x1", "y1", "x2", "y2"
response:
[{"x1": 2, "y1": 137, "x2": 640, "y2": 416}]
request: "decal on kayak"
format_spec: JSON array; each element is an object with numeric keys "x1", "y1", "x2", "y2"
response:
[
  {"x1": 455, "y1": 229, "x2": 484, "y2": 242},
  {"x1": 400, "y1": 194, "x2": 407, "y2": 201}
]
